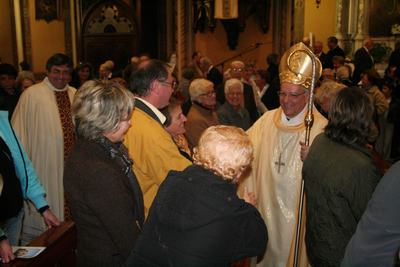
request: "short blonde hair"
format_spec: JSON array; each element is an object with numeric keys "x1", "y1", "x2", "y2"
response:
[
  {"x1": 224, "y1": 78, "x2": 243, "y2": 95},
  {"x1": 315, "y1": 80, "x2": 346, "y2": 105},
  {"x1": 336, "y1": 66, "x2": 350, "y2": 80},
  {"x1": 16, "y1": 71, "x2": 35, "y2": 90},
  {"x1": 192, "y1": 125, "x2": 253, "y2": 181},
  {"x1": 72, "y1": 80, "x2": 135, "y2": 140},
  {"x1": 189, "y1": 78, "x2": 214, "y2": 102},
  {"x1": 322, "y1": 68, "x2": 335, "y2": 81}
]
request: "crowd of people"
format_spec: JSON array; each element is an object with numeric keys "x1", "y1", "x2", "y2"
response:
[
  {"x1": 0, "y1": 35, "x2": 399, "y2": 267},
  {"x1": 313, "y1": 36, "x2": 400, "y2": 164}
]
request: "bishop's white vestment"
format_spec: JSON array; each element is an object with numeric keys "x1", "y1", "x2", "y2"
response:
[{"x1": 240, "y1": 106, "x2": 327, "y2": 267}]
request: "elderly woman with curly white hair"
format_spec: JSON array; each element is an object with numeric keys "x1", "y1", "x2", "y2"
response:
[
  {"x1": 131, "y1": 125, "x2": 268, "y2": 267},
  {"x1": 64, "y1": 80, "x2": 144, "y2": 267}
]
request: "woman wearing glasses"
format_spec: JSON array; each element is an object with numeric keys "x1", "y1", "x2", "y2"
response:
[
  {"x1": 184, "y1": 78, "x2": 219, "y2": 149},
  {"x1": 217, "y1": 78, "x2": 252, "y2": 130}
]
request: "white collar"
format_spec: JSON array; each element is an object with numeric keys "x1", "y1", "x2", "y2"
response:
[
  {"x1": 136, "y1": 97, "x2": 166, "y2": 124},
  {"x1": 280, "y1": 104, "x2": 308, "y2": 126},
  {"x1": 43, "y1": 77, "x2": 69, "y2": 92}
]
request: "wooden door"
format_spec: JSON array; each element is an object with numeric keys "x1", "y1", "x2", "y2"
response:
[{"x1": 81, "y1": 1, "x2": 137, "y2": 74}]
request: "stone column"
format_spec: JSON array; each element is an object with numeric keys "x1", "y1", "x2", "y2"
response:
[
  {"x1": 293, "y1": 0, "x2": 305, "y2": 44},
  {"x1": 340, "y1": 0, "x2": 355, "y2": 56},
  {"x1": 354, "y1": 0, "x2": 367, "y2": 49},
  {"x1": 13, "y1": 0, "x2": 24, "y2": 65},
  {"x1": 334, "y1": 0, "x2": 345, "y2": 49}
]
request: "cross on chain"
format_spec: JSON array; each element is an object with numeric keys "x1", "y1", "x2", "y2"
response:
[{"x1": 274, "y1": 153, "x2": 285, "y2": 173}]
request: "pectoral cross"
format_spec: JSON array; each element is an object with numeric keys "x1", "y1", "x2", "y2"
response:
[{"x1": 275, "y1": 153, "x2": 285, "y2": 173}]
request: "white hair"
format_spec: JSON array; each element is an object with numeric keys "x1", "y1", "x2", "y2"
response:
[
  {"x1": 189, "y1": 78, "x2": 214, "y2": 102},
  {"x1": 224, "y1": 78, "x2": 243, "y2": 95}
]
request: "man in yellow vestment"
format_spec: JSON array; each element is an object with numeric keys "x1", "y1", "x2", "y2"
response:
[
  {"x1": 124, "y1": 60, "x2": 191, "y2": 217},
  {"x1": 239, "y1": 42, "x2": 327, "y2": 267}
]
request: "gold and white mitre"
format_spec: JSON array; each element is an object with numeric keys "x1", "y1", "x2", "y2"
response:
[{"x1": 279, "y1": 42, "x2": 322, "y2": 90}]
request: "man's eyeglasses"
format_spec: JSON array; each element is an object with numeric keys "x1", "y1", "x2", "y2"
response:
[
  {"x1": 159, "y1": 80, "x2": 178, "y2": 90},
  {"x1": 277, "y1": 91, "x2": 307, "y2": 98},
  {"x1": 232, "y1": 68, "x2": 243, "y2": 72}
]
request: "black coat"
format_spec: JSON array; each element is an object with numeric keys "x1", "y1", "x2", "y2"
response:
[
  {"x1": 243, "y1": 83, "x2": 259, "y2": 123},
  {"x1": 207, "y1": 67, "x2": 223, "y2": 88},
  {"x1": 130, "y1": 165, "x2": 268, "y2": 267},
  {"x1": 267, "y1": 64, "x2": 279, "y2": 83},
  {"x1": 64, "y1": 139, "x2": 142, "y2": 267},
  {"x1": 207, "y1": 67, "x2": 225, "y2": 105},
  {"x1": 261, "y1": 78, "x2": 280, "y2": 110},
  {"x1": 0, "y1": 89, "x2": 20, "y2": 119},
  {"x1": 389, "y1": 48, "x2": 400, "y2": 68},
  {"x1": 353, "y1": 47, "x2": 374, "y2": 84},
  {"x1": 326, "y1": 46, "x2": 345, "y2": 69},
  {"x1": 302, "y1": 134, "x2": 381, "y2": 267},
  {"x1": 318, "y1": 52, "x2": 330, "y2": 69}
]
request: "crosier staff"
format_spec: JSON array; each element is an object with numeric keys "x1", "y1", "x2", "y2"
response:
[{"x1": 291, "y1": 45, "x2": 318, "y2": 267}]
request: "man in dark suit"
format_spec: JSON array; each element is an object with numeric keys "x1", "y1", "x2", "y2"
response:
[
  {"x1": 199, "y1": 56, "x2": 224, "y2": 104},
  {"x1": 388, "y1": 41, "x2": 400, "y2": 69},
  {"x1": 266, "y1": 53, "x2": 280, "y2": 83},
  {"x1": 326, "y1": 36, "x2": 345, "y2": 69},
  {"x1": 353, "y1": 38, "x2": 374, "y2": 85},
  {"x1": 314, "y1": 41, "x2": 330, "y2": 69}
]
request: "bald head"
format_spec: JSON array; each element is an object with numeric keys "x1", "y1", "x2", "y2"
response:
[
  {"x1": 302, "y1": 37, "x2": 310, "y2": 47},
  {"x1": 364, "y1": 38, "x2": 374, "y2": 50},
  {"x1": 230, "y1": 61, "x2": 245, "y2": 79},
  {"x1": 314, "y1": 41, "x2": 323, "y2": 54}
]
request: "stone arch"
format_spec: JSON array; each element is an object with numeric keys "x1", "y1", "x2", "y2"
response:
[{"x1": 81, "y1": 1, "x2": 138, "y2": 74}]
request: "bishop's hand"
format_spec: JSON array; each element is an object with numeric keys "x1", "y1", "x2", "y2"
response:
[
  {"x1": 300, "y1": 141, "x2": 309, "y2": 162},
  {"x1": 243, "y1": 186, "x2": 257, "y2": 206}
]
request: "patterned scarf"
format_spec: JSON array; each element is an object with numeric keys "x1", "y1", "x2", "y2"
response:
[
  {"x1": 96, "y1": 136, "x2": 145, "y2": 227},
  {"x1": 53, "y1": 89, "x2": 76, "y2": 220},
  {"x1": 54, "y1": 90, "x2": 76, "y2": 159}
]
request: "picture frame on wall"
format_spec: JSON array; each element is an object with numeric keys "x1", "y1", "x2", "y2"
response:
[
  {"x1": 369, "y1": 0, "x2": 400, "y2": 37},
  {"x1": 35, "y1": 0, "x2": 61, "y2": 23}
]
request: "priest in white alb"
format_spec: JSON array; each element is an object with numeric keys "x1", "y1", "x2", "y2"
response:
[
  {"x1": 12, "y1": 53, "x2": 76, "y2": 243},
  {"x1": 239, "y1": 42, "x2": 327, "y2": 267}
]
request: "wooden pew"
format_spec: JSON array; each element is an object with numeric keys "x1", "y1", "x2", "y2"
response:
[{"x1": 4, "y1": 221, "x2": 76, "y2": 267}]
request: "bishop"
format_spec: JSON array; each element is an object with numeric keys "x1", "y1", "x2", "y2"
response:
[{"x1": 239, "y1": 42, "x2": 327, "y2": 267}]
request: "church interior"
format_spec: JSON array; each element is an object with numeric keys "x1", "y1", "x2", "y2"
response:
[
  {"x1": 1, "y1": 0, "x2": 398, "y2": 78},
  {"x1": 1, "y1": 0, "x2": 400, "y2": 266}
]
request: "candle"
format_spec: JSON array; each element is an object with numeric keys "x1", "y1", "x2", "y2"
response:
[{"x1": 309, "y1": 32, "x2": 313, "y2": 48}]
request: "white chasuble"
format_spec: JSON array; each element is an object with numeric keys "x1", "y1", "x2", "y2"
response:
[
  {"x1": 11, "y1": 78, "x2": 76, "y2": 242},
  {"x1": 239, "y1": 107, "x2": 326, "y2": 267}
]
